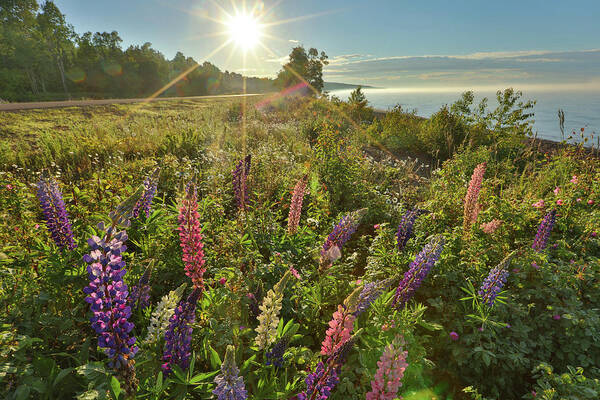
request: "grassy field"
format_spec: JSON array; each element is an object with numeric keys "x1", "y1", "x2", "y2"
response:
[{"x1": 1, "y1": 95, "x2": 599, "y2": 399}]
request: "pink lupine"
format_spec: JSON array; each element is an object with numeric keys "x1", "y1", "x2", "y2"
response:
[
  {"x1": 480, "y1": 219, "x2": 503, "y2": 234},
  {"x1": 532, "y1": 200, "x2": 545, "y2": 209},
  {"x1": 178, "y1": 184, "x2": 206, "y2": 290},
  {"x1": 287, "y1": 175, "x2": 308, "y2": 234},
  {"x1": 366, "y1": 336, "x2": 408, "y2": 400},
  {"x1": 463, "y1": 162, "x2": 486, "y2": 231},
  {"x1": 570, "y1": 175, "x2": 578, "y2": 184},
  {"x1": 320, "y1": 305, "x2": 355, "y2": 356},
  {"x1": 553, "y1": 187, "x2": 560, "y2": 195}
]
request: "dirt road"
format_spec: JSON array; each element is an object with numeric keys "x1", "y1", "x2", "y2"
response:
[{"x1": 0, "y1": 93, "x2": 263, "y2": 111}]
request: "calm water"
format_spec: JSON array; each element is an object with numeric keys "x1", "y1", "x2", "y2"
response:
[{"x1": 330, "y1": 88, "x2": 600, "y2": 145}]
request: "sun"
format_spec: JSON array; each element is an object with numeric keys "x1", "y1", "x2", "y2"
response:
[{"x1": 226, "y1": 13, "x2": 263, "y2": 51}]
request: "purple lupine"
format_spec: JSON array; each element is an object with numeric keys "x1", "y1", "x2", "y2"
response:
[
  {"x1": 213, "y1": 345, "x2": 248, "y2": 400},
  {"x1": 36, "y1": 176, "x2": 76, "y2": 250},
  {"x1": 478, "y1": 253, "x2": 513, "y2": 307},
  {"x1": 396, "y1": 209, "x2": 426, "y2": 251},
  {"x1": 353, "y1": 279, "x2": 393, "y2": 317},
  {"x1": 532, "y1": 209, "x2": 557, "y2": 252},
  {"x1": 321, "y1": 208, "x2": 367, "y2": 265},
  {"x1": 132, "y1": 169, "x2": 159, "y2": 218},
  {"x1": 266, "y1": 335, "x2": 290, "y2": 368},
  {"x1": 232, "y1": 155, "x2": 251, "y2": 211},
  {"x1": 297, "y1": 362, "x2": 339, "y2": 400},
  {"x1": 162, "y1": 288, "x2": 201, "y2": 374},
  {"x1": 128, "y1": 266, "x2": 152, "y2": 310},
  {"x1": 83, "y1": 221, "x2": 137, "y2": 395},
  {"x1": 393, "y1": 235, "x2": 445, "y2": 308}
]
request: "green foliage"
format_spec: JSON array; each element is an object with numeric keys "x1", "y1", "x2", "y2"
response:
[{"x1": 276, "y1": 46, "x2": 329, "y2": 93}]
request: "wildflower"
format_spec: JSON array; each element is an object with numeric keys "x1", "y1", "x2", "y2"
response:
[
  {"x1": 132, "y1": 168, "x2": 159, "y2": 218},
  {"x1": 577, "y1": 198, "x2": 582, "y2": 202},
  {"x1": 34, "y1": 224, "x2": 40, "y2": 229},
  {"x1": 366, "y1": 336, "x2": 408, "y2": 400},
  {"x1": 266, "y1": 335, "x2": 290, "y2": 368},
  {"x1": 552, "y1": 314, "x2": 561, "y2": 320},
  {"x1": 479, "y1": 262, "x2": 510, "y2": 307},
  {"x1": 36, "y1": 175, "x2": 76, "y2": 250},
  {"x1": 162, "y1": 288, "x2": 201, "y2": 374},
  {"x1": 255, "y1": 271, "x2": 291, "y2": 349},
  {"x1": 393, "y1": 235, "x2": 445, "y2": 308},
  {"x1": 287, "y1": 175, "x2": 308, "y2": 234},
  {"x1": 353, "y1": 278, "x2": 393, "y2": 317},
  {"x1": 532, "y1": 200, "x2": 545, "y2": 208},
  {"x1": 553, "y1": 186, "x2": 560, "y2": 195},
  {"x1": 321, "y1": 208, "x2": 367, "y2": 265},
  {"x1": 591, "y1": 232, "x2": 597, "y2": 238},
  {"x1": 83, "y1": 221, "x2": 137, "y2": 395},
  {"x1": 219, "y1": 277, "x2": 227, "y2": 285},
  {"x1": 145, "y1": 283, "x2": 187, "y2": 344},
  {"x1": 128, "y1": 266, "x2": 152, "y2": 310},
  {"x1": 449, "y1": 332, "x2": 459, "y2": 341},
  {"x1": 480, "y1": 219, "x2": 503, "y2": 234},
  {"x1": 532, "y1": 209, "x2": 557, "y2": 252},
  {"x1": 321, "y1": 305, "x2": 356, "y2": 356},
  {"x1": 6, "y1": 184, "x2": 13, "y2": 190},
  {"x1": 178, "y1": 184, "x2": 206, "y2": 290},
  {"x1": 232, "y1": 155, "x2": 251, "y2": 211},
  {"x1": 396, "y1": 208, "x2": 427, "y2": 250},
  {"x1": 289, "y1": 266, "x2": 301, "y2": 280},
  {"x1": 213, "y1": 345, "x2": 248, "y2": 400},
  {"x1": 463, "y1": 162, "x2": 486, "y2": 231},
  {"x1": 373, "y1": 224, "x2": 381, "y2": 230},
  {"x1": 571, "y1": 175, "x2": 578, "y2": 184},
  {"x1": 297, "y1": 362, "x2": 339, "y2": 400},
  {"x1": 589, "y1": 199, "x2": 595, "y2": 205},
  {"x1": 556, "y1": 199, "x2": 564, "y2": 206}
]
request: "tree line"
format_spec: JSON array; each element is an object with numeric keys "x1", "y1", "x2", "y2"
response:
[{"x1": 0, "y1": 0, "x2": 330, "y2": 102}]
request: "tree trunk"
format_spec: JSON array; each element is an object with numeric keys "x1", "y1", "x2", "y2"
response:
[
  {"x1": 26, "y1": 68, "x2": 39, "y2": 94},
  {"x1": 56, "y1": 55, "x2": 70, "y2": 99}
]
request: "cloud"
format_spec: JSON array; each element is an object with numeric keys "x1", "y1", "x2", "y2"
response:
[
  {"x1": 323, "y1": 49, "x2": 600, "y2": 88},
  {"x1": 288, "y1": 39, "x2": 300, "y2": 44}
]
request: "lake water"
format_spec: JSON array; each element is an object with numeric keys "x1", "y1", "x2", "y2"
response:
[{"x1": 329, "y1": 88, "x2": 599, "y2": 145}]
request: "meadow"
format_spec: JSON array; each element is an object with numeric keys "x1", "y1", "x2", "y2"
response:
[{"x1": 0, "y1": 93, "x2": 599, "y2": 400}]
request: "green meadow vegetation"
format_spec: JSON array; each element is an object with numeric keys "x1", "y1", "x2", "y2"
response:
[{"x1": 0, "y1": 91, "x2": 599, "y2": 400}]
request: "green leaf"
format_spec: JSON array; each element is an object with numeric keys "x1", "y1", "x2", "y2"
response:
[
  {"x1": 188, "y1": 371, "x2": 218, "y2": 384},
  {"x1": 209, "y1": 346, "x2": 222, "y2": 370},
  {"x1": 110, "y1": 376, "x2": 121, "y2": 400},
  {"x1": 53, "y1": 367, "x2": 73, "y2": 387}
]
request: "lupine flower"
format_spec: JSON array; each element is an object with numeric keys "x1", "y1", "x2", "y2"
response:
[
  {"x1": 297, "y1": 362, "x2": 339, "y2": 400},
  {"x1": 553, "y1": 186, "x2": 560, "y2": 195},
  {"x1": 128, "y1": 265, "x2": 152, "y2": 310},
  {"x1": 145, "y1": 283, "x2": 187, "y2": 344},
  {"x1": 321, "y1": 208, "x2": 367, "y2": 265},
  {"x1": 353, "y1": 279, "x2": 393, "y2": 317},
  {"x1": 287, "y1": 175, "x2": 308, "y2": 234},
  {"x1": 570, "y1": 175, "x2": 578, "y2": 184},
  {"x1": 162, "y1": 288, "x2": 201, "y2": 374},
  {"x1": 232, "y1": 155, "x2": 251, "y2": 211},
  {"x1": 556, "y1": 199, "x2": 564, "y2": 206},
  {"x1": 83, "y1": 219, "x2": 137, "y2": 395},
  {"x1": 396, "y1": 208, "x2": 426, "y2": 250},
  {"x1": 321, "y1": 305, "x2": 356, "y2": 356},
  {"x1": 255, "y1": 271, "x2": 291, "y2": 349},
  {"x1": 449, "y1": 332, "x2": 459, "y2": 341},
  {"x1": 480, "y1": 219, "x2": 503, "y2": 234},
  {"x1": 479, "y1": 253, "x2": 513, "y2": 306},
  {"x1": 463, "y1": 162, "x2": 486, "y2": 231},
  {"x1": 36, "y1": 176, "x2": 76, "y2": 250},
  {"x1": 531, "y1": 262, "x2": 540, "y2": 270},
  {"x1": 132, "y1": 168, "x2": 159, "y2": 218},
  {"x1": 327, "y1": 330, "x2": 360, "y2": 367},
  {"x1": 213, "y1": 345, "x2": 248, "y2": 400},
  {"x1": 552, "y1": 314, "x2": 561, "y2": 320},
  {"x1": 532, "y1": 209, "x2": 557, "y2": 252},
  {"x1": 393, "y1": 235, "x2": 445, "y2": 308},
  {"x1": 321, "y1": 287, "x2": 361, "y2": 356},
  {"x1": 266, "y1": 335, "x2": 290, "y2": 368},
  {"x1": 366, "y1": 336, "x2": 408, "y2": 400},
  {"x1": 289, "y1": 266, "x2": 301, "y2": 280},
  {"x1": 178, "y1": 183, "x2": 206, "y2": 290}
]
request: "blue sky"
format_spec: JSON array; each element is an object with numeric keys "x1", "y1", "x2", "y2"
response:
[{"x1": 54, "y1": 0, "x2": 600, "y2": 89}]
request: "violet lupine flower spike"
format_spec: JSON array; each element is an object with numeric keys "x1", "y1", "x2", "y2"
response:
[
  {"x1": 132, "y1": 168, "x2": 159, "y2": 218},
  {"x1": 162, "y1": 288, "x2": 201, "y2": 375},
  {"x1": 393, "y1": 235, "x2": 445, "y2": 308},
  {"x1": 128, "y1": 265, "x2": 152, "y2": 310},
  {"x1": 366, "y1": 335, "x2": 408, "y2": 400},
  {"x1": 178, "y1": 183, "x2": 206, "y2": 290},
  {"x1": 232, "y1": 154, "x2": 251, "y2": 211},
  {"x1": 213, "y1": 345, "x2": 248, "y2": 400},
  {"x1": 353, "y1": 278, "x2": 394, "y2": 317},
  {"x1": 396, "y1": 208, "x2": 427, "y2": 251},
  {"x1": 532, "y1": 209, "x2": 557, "y2": 252},
  {"x1": 297, "y1": 362, "x2": 339, "y2": 400},
  {"x1": 287, "y1": 175, "x2": 308, "y2": 235},
  {"x1": 463, "y1": 162, "x2": 486, "y2": 232},
  {"x1": 321, "y1": 208, "x2": 367, "y2": 266},
  {"x1": 266, "y1": 335, "x2": 291, "y2": 368},
  {"x1": 478, "y1": 253, "x2": 514, "y2": 307},
  {"x1": 36, "y1": 175, "x2": 76, "y2": 250},
  {"x1": 83, "y1": 219, "x2": 138, "y2": 396}
]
